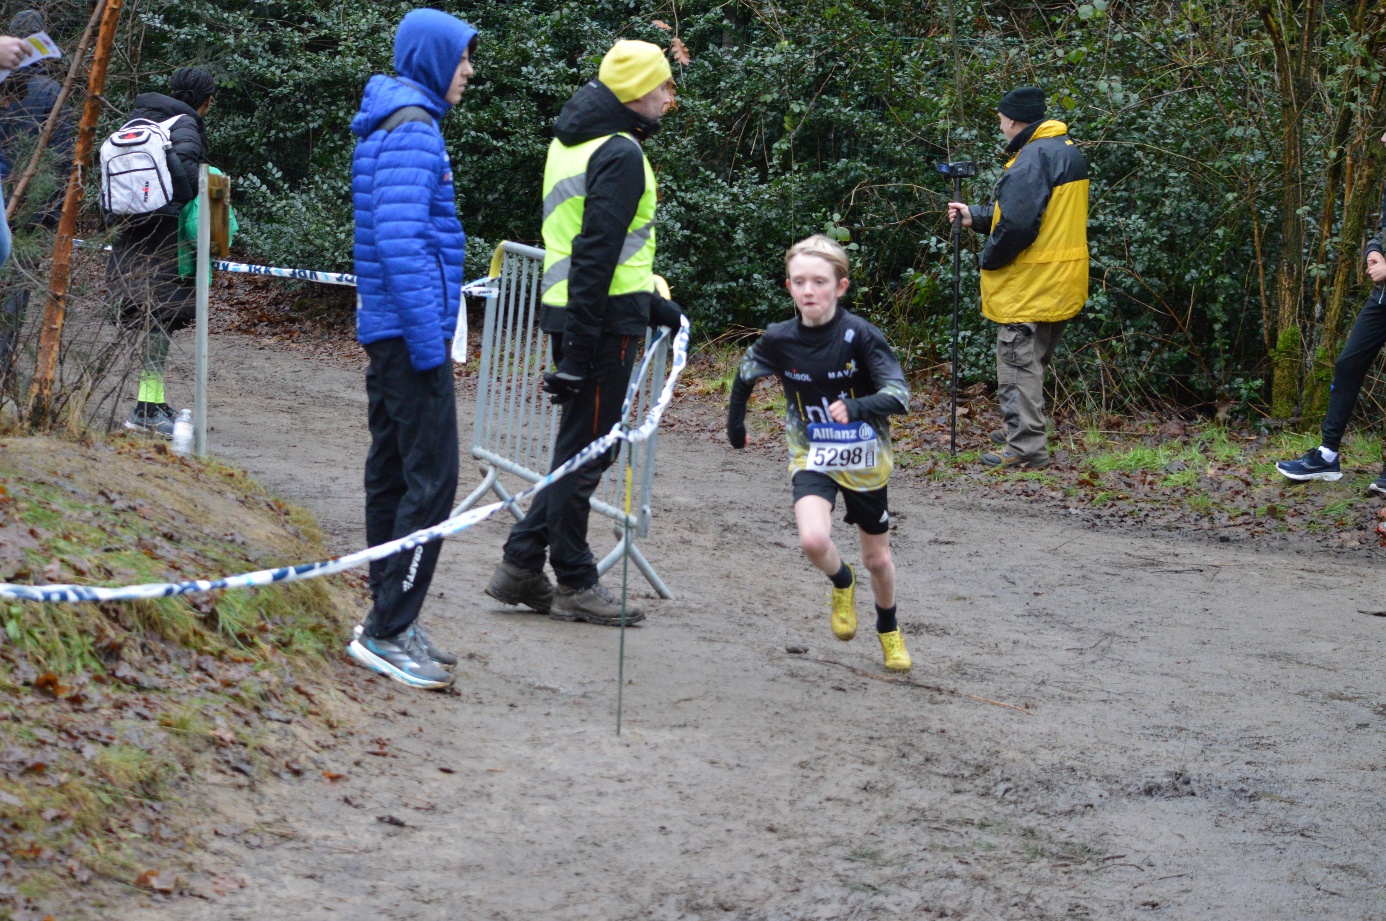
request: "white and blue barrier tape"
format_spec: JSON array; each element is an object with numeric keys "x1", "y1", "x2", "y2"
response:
[
  {"x1": 72, "y1": 242, "x2": 498, "y2": 298},
  {"x1": 0, "y1": 319, "x2": 689, "y2": 604}
]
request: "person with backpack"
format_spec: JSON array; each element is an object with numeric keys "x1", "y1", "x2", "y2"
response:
[
  {"x1": 103, "y1": 67, "x2": 214, "y2": 437},
  {"x1": 345, "y1": 9, "x2": 476, "y2": 691}
]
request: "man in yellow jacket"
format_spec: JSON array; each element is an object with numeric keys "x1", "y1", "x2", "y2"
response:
[{"x1": 947, "y1": 86, "x2": 1089, "y2": 468}]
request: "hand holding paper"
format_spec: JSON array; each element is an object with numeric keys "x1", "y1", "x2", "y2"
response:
[{"x1": 0, "y1": 32, "x2": 61, "y2": 82}]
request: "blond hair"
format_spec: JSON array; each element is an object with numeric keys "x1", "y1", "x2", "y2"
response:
[{"x1": 784, "y1": 234, "x2": 850, "y2": 282}]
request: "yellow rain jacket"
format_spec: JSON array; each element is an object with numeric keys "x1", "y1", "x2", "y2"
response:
[{"x1": 968, "y1": 120, "x2": 1089, "y2": 323}]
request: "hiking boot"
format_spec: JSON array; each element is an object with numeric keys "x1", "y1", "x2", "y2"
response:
[
  {"x1": 981, "y1": 450, "x2": 1048, "y2": 469},
  {"x1": 347, "y1": 627, "x2": 454, "y2": 690},
  {"x1": 485, "y1": 561, "x2": 554, "y2": 614},
  {"x1": 831, "y1": 564, "x2": 857, "y2": 641},
  {"x1": 551, "y1": 581, "x2": 645, "y2": 626},
  {"x1": 1275, "y1": 447, "x2": 1342, "y2": 482},
  {"x1": 1369, "y1": 466, "x2": 1386, "y2": 497},
  {"x1": 413, "y1": 622, "x2": 457, "y2": 666},
  {"x1": 989, "y1": 430, "x2": 1006, "y2": 446},
  {"x1": 878, "y1": 628, "x2": 912, "y2": 672},
  {"x1": 124, "y1": 402, "x2": 174, "y2": 438}
]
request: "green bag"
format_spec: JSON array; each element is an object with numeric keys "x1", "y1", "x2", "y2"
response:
[{"x1": 177, "y1": 166, "x2": 239, "y2": 280}]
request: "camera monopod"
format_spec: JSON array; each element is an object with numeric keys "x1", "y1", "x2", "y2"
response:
[{"x1": 936, "y1": 160, "x2": 977, "y2": 456}]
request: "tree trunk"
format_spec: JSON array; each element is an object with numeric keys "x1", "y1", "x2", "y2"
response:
[{"x1": 27, "y1": 0, "x2": 123, "y2": 430}]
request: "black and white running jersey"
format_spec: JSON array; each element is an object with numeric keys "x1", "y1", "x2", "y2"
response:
[{"x1": 731, "y1": 307, "x2": 909, "y2": 491}]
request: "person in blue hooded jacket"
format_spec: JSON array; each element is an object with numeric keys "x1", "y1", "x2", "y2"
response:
[{"x1": 346, "y1": 9, "x2": 475, "y2": 692}]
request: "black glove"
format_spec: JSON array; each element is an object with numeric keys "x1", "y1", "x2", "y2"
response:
[
  {"x1": 649, "y1": 297, "x2": 685, "y2": 331},
  {"x1": 543, "y1": 369, "x2": 584, "y2": 405}
]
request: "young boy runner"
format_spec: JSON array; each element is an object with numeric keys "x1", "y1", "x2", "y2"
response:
[{"x1": 726, "y1": 235, "x2": 912, "y2": 671}]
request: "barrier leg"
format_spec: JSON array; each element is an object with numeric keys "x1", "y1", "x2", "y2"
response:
[
  {"x1": 453, "y1": 464, "x2": 500, "y2": 516},
  {"x1": 597, "y1": 534, "x2": 673, "y2": 599}
]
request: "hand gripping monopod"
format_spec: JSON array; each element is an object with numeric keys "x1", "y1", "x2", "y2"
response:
[{"x1": 937, "y1": 160, "x2": 977, "y2": 456}]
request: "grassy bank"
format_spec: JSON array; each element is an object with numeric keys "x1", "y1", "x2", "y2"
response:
[{"x1": 0, "y1": 433, "x2": 361, "y2": 916}]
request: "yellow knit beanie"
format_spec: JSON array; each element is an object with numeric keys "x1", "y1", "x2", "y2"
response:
[{"x1": 598, "y1": 40, "x2": 672, "y2": 103}]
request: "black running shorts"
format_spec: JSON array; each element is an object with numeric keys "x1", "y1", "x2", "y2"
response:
[{"x1": 791, "y1": 470, "x2": 891, "y2": 535}]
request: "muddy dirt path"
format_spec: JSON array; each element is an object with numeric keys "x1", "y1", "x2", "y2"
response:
[{"x1": 122, "y1": 332, "x2": 1386, "y2": 921}]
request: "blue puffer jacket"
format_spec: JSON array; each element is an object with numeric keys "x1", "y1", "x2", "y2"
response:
[{"x1": 351, "y1": 9, "x2": 476, "y2": 372}]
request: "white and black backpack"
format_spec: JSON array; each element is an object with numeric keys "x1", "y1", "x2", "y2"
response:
[{"x1": 99, "y1": 115, "x2": 185, "y2": 216}]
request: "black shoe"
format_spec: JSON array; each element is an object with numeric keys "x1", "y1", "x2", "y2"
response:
[
  {"x1": 1370, "y1": 467, "x2": 1386, "y2": 497},
  {"x1": 347, "y1": 627, "x2": 454, "y2": 690},
  {"x1": 413, "y1": 622, "x2": 457, "y2": 666},
  {"x1": 485, "y1": 562, "x2": 554, "y2": 614},
  {"x1": 551, "y1": 581, "x2": 645, "y2": 627},
  {"x1": 1275, "y1": 447, "x2": 1342, "y2": 482},
  {"x1": 124, "y1": 401, "x2": 174, "y2": 438}
]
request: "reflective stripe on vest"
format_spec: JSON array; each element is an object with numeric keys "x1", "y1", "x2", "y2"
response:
[{"x1": 540, "y1": 132, "x2": 657, "y2": 305}]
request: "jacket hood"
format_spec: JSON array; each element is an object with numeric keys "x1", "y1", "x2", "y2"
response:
[
  {"x1": 553, "y1": 80, "x2": 659, "y2": 146},
  {"x1": 1006, "y1": 119, "x2": 1067, "y2": 154},
  {"x1": 351, "y1": 75, "x2": 441, "y2": 137},
  {"x1": 393, "y1": 9, "x2": 476, "y2": 108},
  {"x1": 131, "y1": 92, "x2": 203, "y2": 127}
]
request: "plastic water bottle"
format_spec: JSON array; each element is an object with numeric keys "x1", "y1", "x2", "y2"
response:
[{"x1": 171, "y1": 409, "x2": 193, "y2": 456}]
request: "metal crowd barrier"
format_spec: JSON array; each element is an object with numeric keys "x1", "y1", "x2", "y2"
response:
[{"x1": 454, "y1": 241, "x2": 672, "y2": 599}]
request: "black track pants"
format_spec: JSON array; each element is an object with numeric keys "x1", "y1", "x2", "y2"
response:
[
  {"x1": 1322, "y1": 291, "x2": 1386, "y2": 452},
  {"x1": 503, "y1": 332, "x2": 637, "y2": 589},
  {"x1": 363, "y1": 337, "x2": 459, "y2": 639}
]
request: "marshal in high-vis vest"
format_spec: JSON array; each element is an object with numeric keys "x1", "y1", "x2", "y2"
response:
[{"x1": 487, "y1": 40, "x2": 685, "y2": 628}]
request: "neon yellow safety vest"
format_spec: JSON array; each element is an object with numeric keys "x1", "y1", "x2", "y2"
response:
[{"x1": 540, "y1": 132, "x2": 657, "y2": 306}]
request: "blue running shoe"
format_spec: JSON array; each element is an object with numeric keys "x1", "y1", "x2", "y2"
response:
[
  {"x1": 1369, "y1": 466, "x2": 1386, "y2": 497},
  {"x1": 348, "y1": 627, "x2": 454, "y2": 690},
  {"x1": 1276, "y1": 447, "x2": 1342, "y2": 482}
]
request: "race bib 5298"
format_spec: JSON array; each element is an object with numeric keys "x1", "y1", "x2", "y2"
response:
[{"x1": 805, "y1": 421, "x2": 877, "y2": 472}]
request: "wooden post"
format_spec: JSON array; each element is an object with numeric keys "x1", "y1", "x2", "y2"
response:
[
  {"x1": 194, "y1": 165, "x2": 209, "y2": 456},
  {"x1": 5, "y1": 0, "x2": 106, "y2": 222},
  {"x1": 207, "y1": 171, "x2": 230, "y2": 257},
  {"x1": 27, "y1": 0, "x2": 123, "y2": 430}
]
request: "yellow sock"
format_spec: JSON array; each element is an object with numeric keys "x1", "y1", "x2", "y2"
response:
[{"x1": 137, "y1": 371, "x2": 164, "y2": 404}]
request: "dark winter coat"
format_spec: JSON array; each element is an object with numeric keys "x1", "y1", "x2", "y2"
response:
[
  {"x1": 0, "y1": 72, "x2": 73, "y2": 180},
  {"x1": 351, "y1": 11, "x2": 475, "y2": 373},
  {"x1": 537, "y1": 79, "x2": 662, "y2": 343}
]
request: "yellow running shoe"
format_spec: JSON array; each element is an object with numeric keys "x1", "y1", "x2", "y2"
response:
[
  {"x1": 830, "y1": 564, "x2": 857, "y2": 641},
  {"x1": 878, "y1": 629, "x2": 911, "y2": 672}
]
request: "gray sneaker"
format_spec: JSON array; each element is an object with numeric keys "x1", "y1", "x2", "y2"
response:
[
  {"x1": 352, "y1": 618, "x2": 455, "y2": 667},
  {"x1": 485, "y1": 561, "x2": 554, "y2": 614},
  {"x1": 413, "y1": 622, "x2": 457, "y2": 666},
  {"x1": 551, "y1": 581, "x2": 645, "y2": 627},
  {"x1": 347, "y1": 627, "x2": 454, "y2": 690},
  {"x1": 123, "y1": 402, "x2": 174, "y2": 438}
]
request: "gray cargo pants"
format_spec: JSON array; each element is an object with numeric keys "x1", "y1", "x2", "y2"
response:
[{"x1": 996, "y1": 320, "x2": 1067, "y2": 462}]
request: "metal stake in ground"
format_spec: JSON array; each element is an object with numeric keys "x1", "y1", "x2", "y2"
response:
[
  {"x1": 616, "y1": 438, "x2": 635, "y2": 736},
  {"x1": 937, "y1": 160, "x2": 976, "y2": 456}
]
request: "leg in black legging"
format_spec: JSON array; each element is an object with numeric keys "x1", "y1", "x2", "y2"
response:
[{"x1": 1321, "y1": 292, "x2": 1386, "y2": 452}]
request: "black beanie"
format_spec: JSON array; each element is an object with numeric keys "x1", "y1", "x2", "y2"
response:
[
  {"x1": 998, "y1": 86, "x2": 1045, "y2": 124},
  {"x1": 169, "y1": 67, "x2": 216, "y2": 109}
]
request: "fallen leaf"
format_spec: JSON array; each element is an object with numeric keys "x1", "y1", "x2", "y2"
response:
[
  {"x1": 134, "y1": 869, "x2": 176, "y2": 892},
  {"x1": 321, "y1": 770, "x2": 345, "y2": 782},
  {"x1": 33, "y1": 672, "x2": 70, "y2": 699},
  {"x1": 652, "y1": 18, "x2": 671, "y2": 29},
  {"x1": 376, "y1": 814, "x2": 407, "y2": 827}
]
